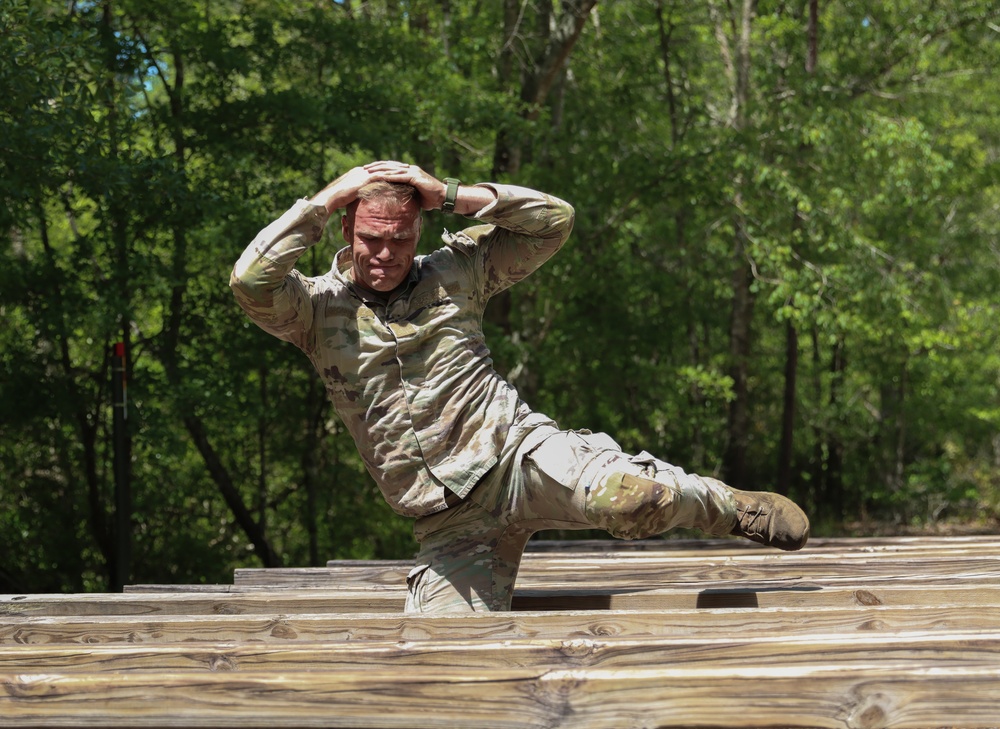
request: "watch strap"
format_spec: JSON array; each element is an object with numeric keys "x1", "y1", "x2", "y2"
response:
[{"x1": 442, "y1": 177, "x2": 461, "y2": 213}]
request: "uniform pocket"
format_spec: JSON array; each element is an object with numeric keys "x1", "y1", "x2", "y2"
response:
[{"x1": 524, "y1": 430, "x2": 621, "y2": 489}]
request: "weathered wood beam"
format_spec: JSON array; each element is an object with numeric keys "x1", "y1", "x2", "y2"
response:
[
  {"x1": 236, "y1": 552, "x2": 1000, "y2": 589},
  {"x1": 4, "y1": 603, "x2": 997, "y2": 646},
  {"x1": 526, "y1": 534, "x2": 1000, "y2": 554},
  {"x1": 1, "y1": 589, "x2": 399, "y2": 618},
  {"x1": 3, "y1": 664, "x2": 999, "y2": 727},
  {"x1": 6, "y1": 582, "x2": 1000, "y2": 620},
  {"x1": 3, "y1": 630, "x2": 1000, "y2": 673}
]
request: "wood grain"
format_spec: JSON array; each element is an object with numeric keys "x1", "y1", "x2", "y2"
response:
[
  {"x1": 238, "y1": 551, "x2": 1000, "y2": 589},
  {"x1": 4, "y1": 631, "x2": 1000, "y2": 673},
  {"x1": 523, "y1": 534, "x2": 1000, "y2": 553},
  {"x1": 3, "y1": 604, "x2": 997, "y2": 645},
  {"x1": 3, "y1": 537, "x2": 999, "y2": 728},
  {"x1": 6, "y1": 583, "x2": 1000, "y2": 618},
  {"x1": 3, "y1": 665, "x2": 999, "y2": 728}
]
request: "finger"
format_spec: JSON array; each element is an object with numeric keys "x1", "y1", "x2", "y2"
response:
[{"x1": 364, "y1": 160, "x2": 406, "y2": 171}]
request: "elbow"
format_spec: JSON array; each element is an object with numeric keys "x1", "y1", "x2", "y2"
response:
[
  {"x1": 229, "y1": 264, "x2": 246, "y2": 295},
  {"x1": 557, "y1": 203, "x2": 576, "y2": 245},
  {"x1": 229, "y1": 266, "x2": 250, "y2": 303},
  {"x1": 229, "y1": 258, "x2": 266, "y2": 313},
  {"x1": 230, "y1": 251, "x2": 263, "y2": 298}
]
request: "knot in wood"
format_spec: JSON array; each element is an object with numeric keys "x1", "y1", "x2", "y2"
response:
[
  {"x1": 853, "y1": 590, "x2": 883, "y2": 606},
  {"x1": 714, "y1": 567, "x2": 746, "y2": 581},
  {"x1": 11, "y1": 629, "x2": 30, "y2": 645},
  {"x1": 205, "y1": 653, "x2": 239, "y2": 672},
  {"x1": 212, "y1": 602, "x2": 244, "y2": 615},
  {"x1": 857, "y1": 619, "x2": 888, "y2": 631},
  {"x1": 534, "y1": 669, "x2": 585, "y2": 700},
  {"x1": 848, "y1": 700, "x2": 889, "y2": 729},
  {"x1": 846, "y1": 687, "x2": 893, "y2": 729},
  {"x1": 559, "y1": 638, "x2": 598, "y2": 659},
  {"x1": 5, "y1": 675, "x2": 64, "y2": 699},
  {"x1": 586, "y1": 622, "x2": 621, "y2": 637},
  {"x1": 269, "y1": 620, "x2": 298, "y2": 639}
]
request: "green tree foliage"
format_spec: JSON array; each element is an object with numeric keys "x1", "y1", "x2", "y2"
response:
[{"x1": 1, "y1": 0, "x2": 998, "y2": 592}]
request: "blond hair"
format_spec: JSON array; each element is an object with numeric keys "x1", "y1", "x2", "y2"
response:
[{"x1": 347, "y1": 181, "x2": 420, "y2": 216}]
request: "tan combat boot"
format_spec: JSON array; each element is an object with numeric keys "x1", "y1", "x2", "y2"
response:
[{"x1": 729, "y1": 489, "x2": 810, "y2": 551}]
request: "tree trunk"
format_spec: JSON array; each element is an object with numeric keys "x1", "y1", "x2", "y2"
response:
[
  {"x1": 101, "y1": 0, "x2": 134, "y2": 588},
  {"x1": 184, "y1": 417, "x2": 283, "y2": 567},
  {"x1": 491, "y1": 0, "x2": 522, "y2": 179},
  {"x1": 776, "y1": 320, "x2": 798, "y2": 495},
  {"x1": 38, "y1": 204, "x2": 114, "y2": 585},
  {"x1": 810, "y1": 327, "x2": 825, "y2": 506},
  {"x1": 301, "y1": 376, "x2": 329, "y2": 567},
  {"x1": 885, "y1": 358, "x2": 908, "y2": 499},
  {"x1": 724, "y1": 233, "x2": 754, "y2": 488},
  {"x1": 137, "y1": 28, "x2": 282, "y2": 568},
  {"x1": 710, "y1": 0, "x2": 758, "y2": 488},
  {"x1": 491, "y1": 0, "x2": 597, "y2": 178},
  {"x1": 826, "y1": 338, "x2": 845, "y2": 519},
  {"x1": 806, "y1": 0, "x2": 819, "y2": 75},
  {"x1": 776, "y1": 2, "x2": 819, "y2": 501},
  {"x1": 654, "y1": 0, "x2": 681, "y2": 148},
  {"x1": 487, "y1": 0, "x2": 596, "y2": 336},
  {"x1": 257, "y1": 363, "x2": 269, "y2": 533}
]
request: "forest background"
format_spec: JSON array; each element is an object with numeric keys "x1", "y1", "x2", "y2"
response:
[{"x1": 2, "y1": 0, "x2": 999, "y2": 593}]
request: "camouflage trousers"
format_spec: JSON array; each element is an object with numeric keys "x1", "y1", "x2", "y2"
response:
[{"x1": 404, "y1": 425, "x2": 738, "y2": 614}]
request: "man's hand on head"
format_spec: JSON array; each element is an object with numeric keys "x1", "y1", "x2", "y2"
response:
[
  {"x1": 309, "y1": 161, "x2": 441, "y2": 215},
  {"x1": 310, "y1": 160, "x2": 497, "y2": 217},
  {"x1": 360, "y1": 161, "x2": 448, "y2": 211},
  {"x1": 368, "y1": 162, "x2": 498, "y2": 215},
  {"x1": 309, "y1": 165, "x2": 381, "y2": 216}
]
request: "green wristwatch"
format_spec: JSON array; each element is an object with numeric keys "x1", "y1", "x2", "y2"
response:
[{"x1": 442, "y1": 177, "x2": 461, "y2": 213}]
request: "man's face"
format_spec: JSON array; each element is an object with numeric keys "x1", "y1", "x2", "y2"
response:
[{"x1": 343, "y1": 198, "x2": 421, "y2": 293}]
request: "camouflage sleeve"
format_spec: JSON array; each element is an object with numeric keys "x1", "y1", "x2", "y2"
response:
[
  {"x1": 229, "y1": 199, "x2": 331, "y2": 353},
  {"x1": 469, "y1": 184, "x2": 575, "y2": 299}
]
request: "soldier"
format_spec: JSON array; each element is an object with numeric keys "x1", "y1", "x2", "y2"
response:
[{"x1": 231, "y1": 160, "x2": 809, "y2": 613}]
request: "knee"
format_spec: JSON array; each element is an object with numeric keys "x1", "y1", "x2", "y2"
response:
[{"x1": 585, "y1": 471, "x2": 678, "y2": 540}]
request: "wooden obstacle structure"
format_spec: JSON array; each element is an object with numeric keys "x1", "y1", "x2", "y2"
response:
[{"x1": 2, "y1": 535, "x2": 1000, "y2": 727}]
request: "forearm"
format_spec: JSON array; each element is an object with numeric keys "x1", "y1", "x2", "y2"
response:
[
  {"x1": 467, "y1": 184, "x2": 575, "y2": 297},
  {"x1": 231, "y1": 200, "x2": 329, "y2": 291},
  {"x1": 230, "y1": 200, "x2": 328, "y2": 349},
  {"x1": 310, "y1": 174, "x2": 363, "y2": 216},
  {"x1": 449, "y1": 183, "x2": 498, "y2": 217},
  {"x1": 472, "y1": 183, "x2": 575, "y2": 242}
]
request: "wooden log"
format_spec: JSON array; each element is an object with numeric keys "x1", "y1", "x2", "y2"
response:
[
  {"x1": 526, "y1": 542, "x2": 1000, "y2": 561},
  {"x1": 523, "y1": 534, "x2": 1000, "y2": 553},
  {"x1": 7, "y1": 580, "x2": 1000, "y2": 622},
  {"x1": 0, "y1": 589, "x2": 399, "y2": 618},
  {"x1": 4, "y1": 603, "x2": 998, "y2": 646},
  {"x1": 513, "y1": 580, "x2": 1000, "y2": 611},
  {"x1": 2, "y1": 663, "x2": 999, "y2": 728},
  {"x1": 6, "y1": 582, "x2": 1000, "y2": 620},
  {"x1": 3, "y1": 630, "x2": 1000, "y2": 673},
  {"x1": 237, "y1": 552, "x2": 1000, "y2": 589}
]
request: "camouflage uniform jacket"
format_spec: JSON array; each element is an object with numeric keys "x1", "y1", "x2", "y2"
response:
[{"x1": 230, "y1": 184, "x2": 575, "y2": 517}]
